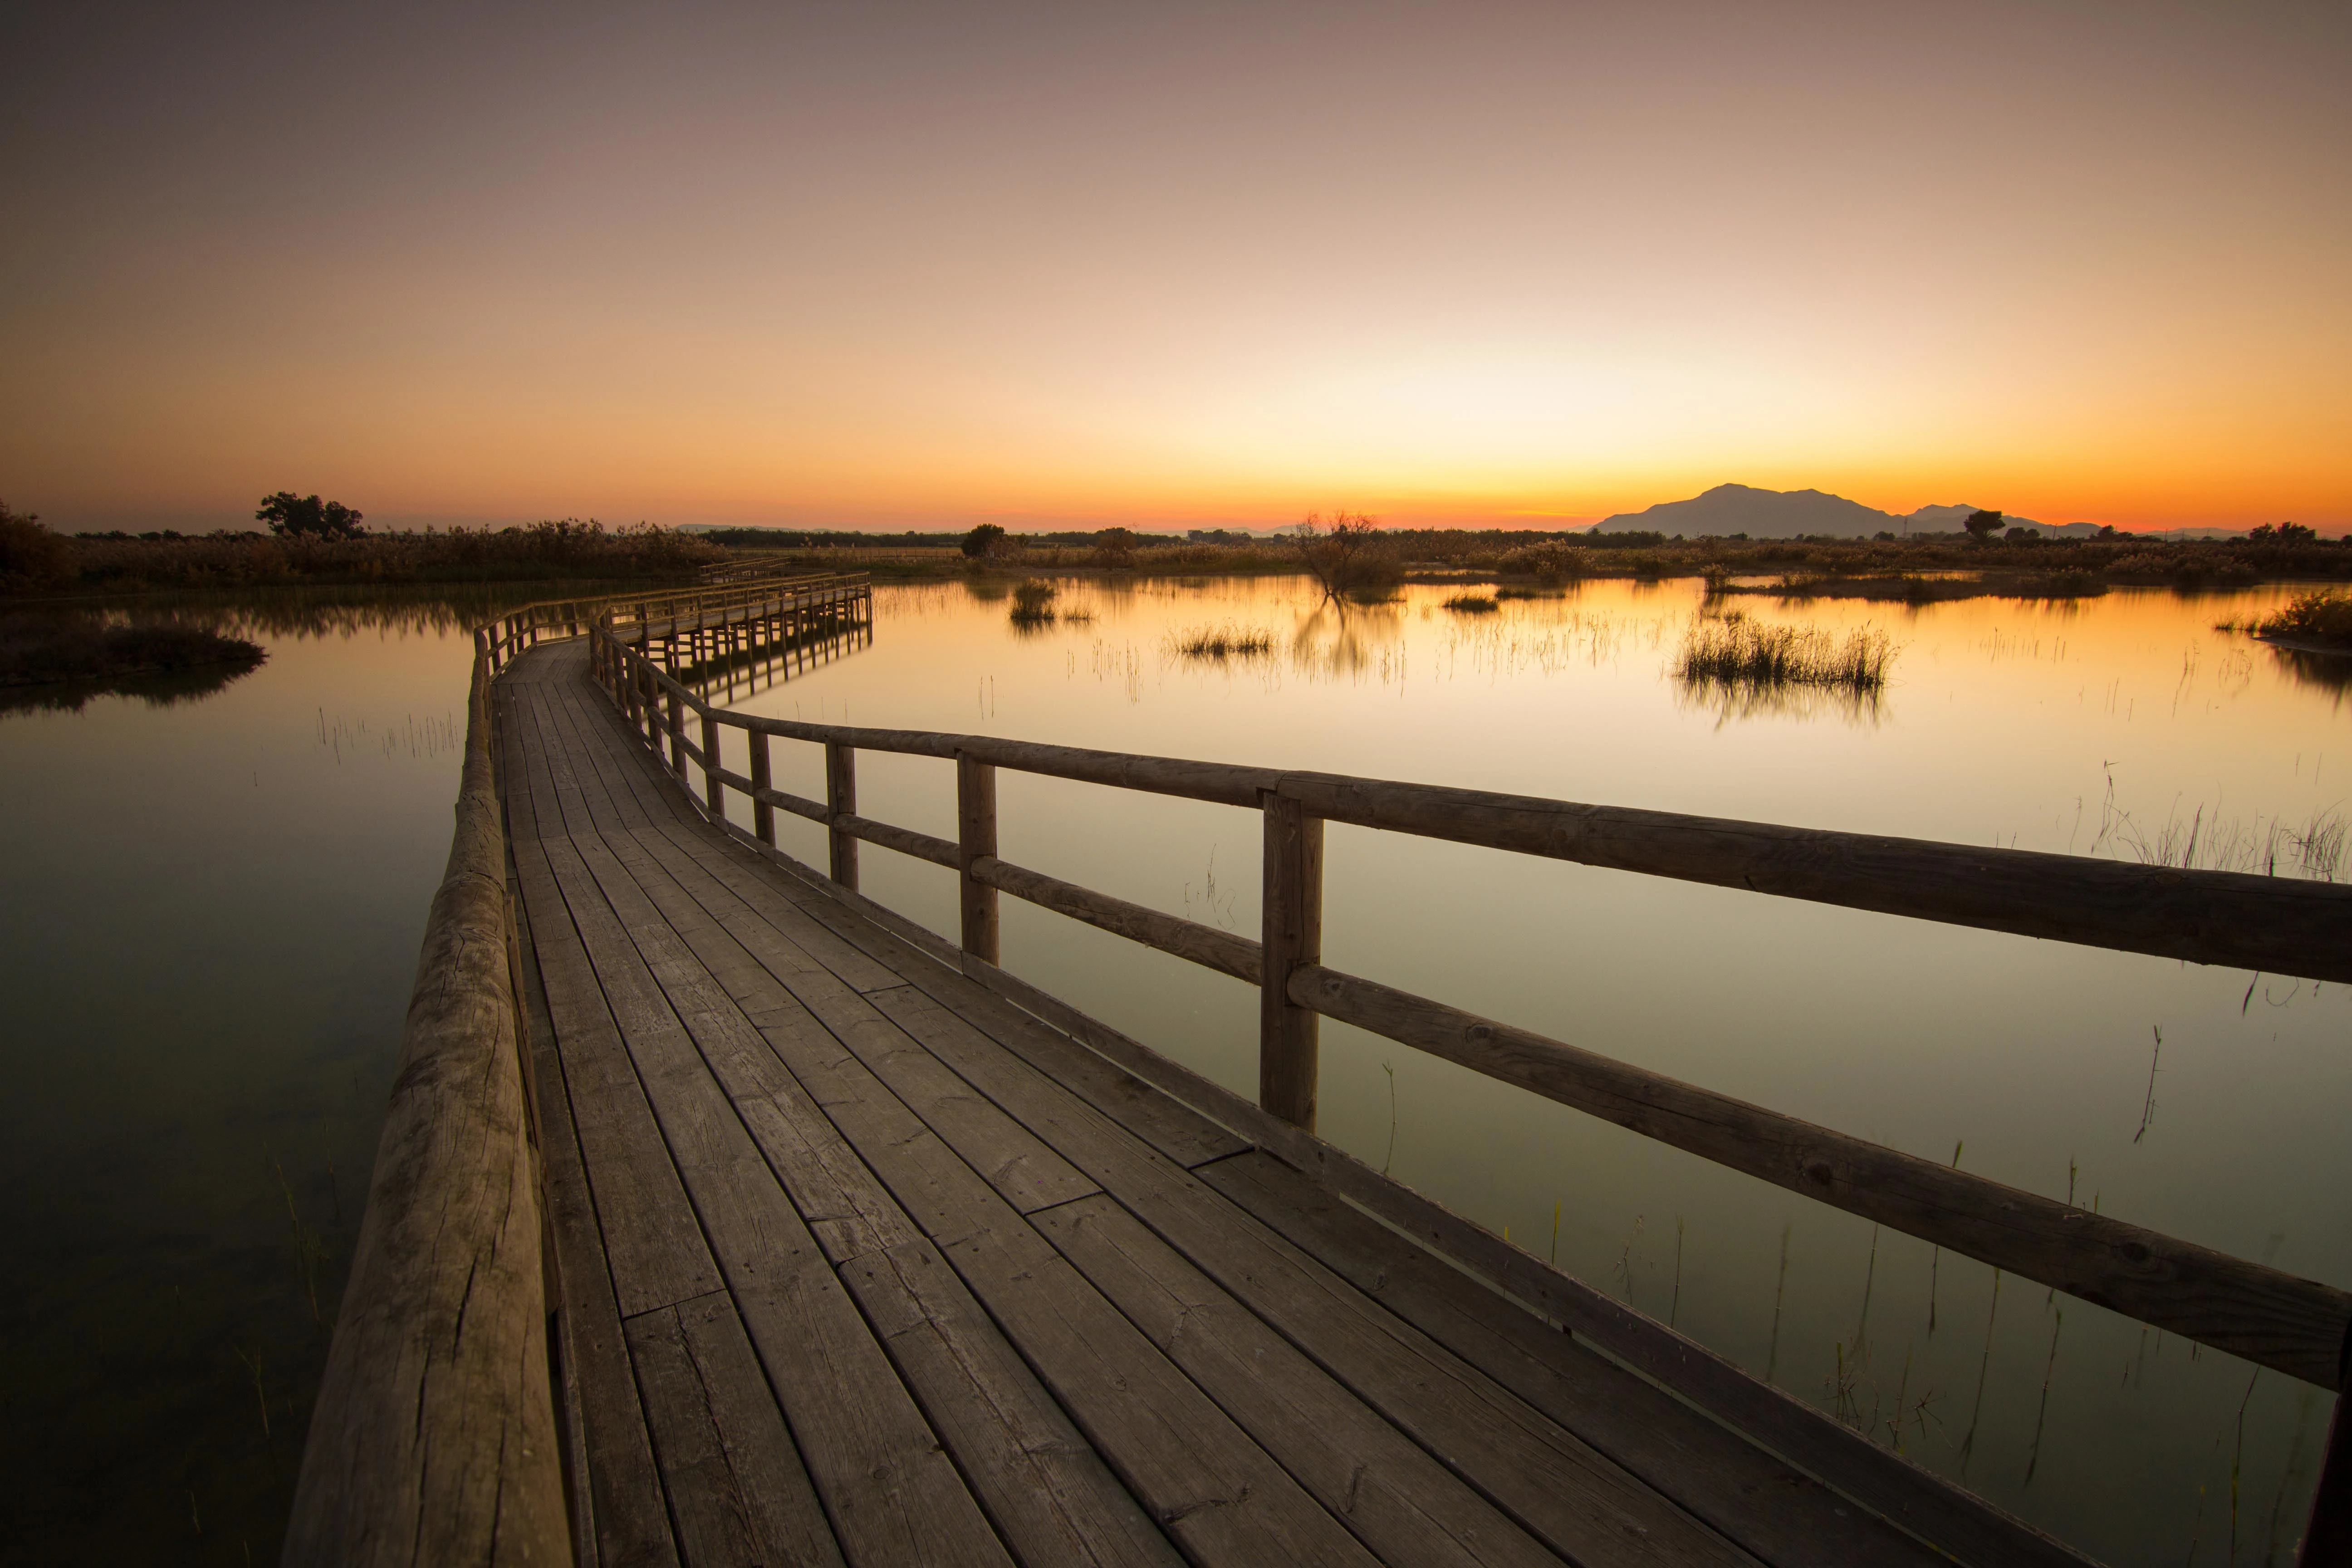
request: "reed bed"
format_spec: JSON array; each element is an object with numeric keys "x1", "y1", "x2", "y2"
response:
[
  {"x1": 1007, "y1": 579, "x2": 1059, "y2": 623},
  {"x1": 1676, "y1": 612, "x2": 1893, "y2": 693},
  {"x1": 1441, "y1": 593, "x2": 1500, "y2": 614},
  {"x1": 2252, "y1": 590, "x2": 2352, "y2": 650},
  {"x1": 1166, "y1": 622, "x2": 1275, "y2": 661}
]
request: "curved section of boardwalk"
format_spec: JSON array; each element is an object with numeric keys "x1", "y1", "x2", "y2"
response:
[{"x1": 496, "y1": 640, "x2": 1998, "y2": 1568}]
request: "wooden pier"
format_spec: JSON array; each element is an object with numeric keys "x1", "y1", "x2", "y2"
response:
[{"x1": 287, "y1": 574, "x2": 2352, "y2": 1567}]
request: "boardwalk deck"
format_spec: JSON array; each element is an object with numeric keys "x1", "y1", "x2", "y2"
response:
[{"x1": 491, "y1": 637, "x2": 2058, "y2": 1568}]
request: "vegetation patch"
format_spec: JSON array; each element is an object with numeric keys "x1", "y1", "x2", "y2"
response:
[
  {"x1": 1168, "y1": 623, "x2": 1275, "y2": 660},
  {"x1": 1008, "y1": 579, "x2": 1061, "y2": 624},
  {"x1": 1441, "y1": 592, "x2": 1500, "y2": 614},
  {"x1": 0, "y1": 611, "x2": 267, "y2": 710},
  {"x1": 1676, "y1": 613, "x2": 1893, "y2": 693},
  {"x1": 2251, "y1": 591, "x2": 2352, "y2": 652}
]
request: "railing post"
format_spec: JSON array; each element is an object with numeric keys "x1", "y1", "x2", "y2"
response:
[
  {"x1": 825, "y1": 742, "x2": 859, "y2": 890},
  {"x1": 957, "y1": 753, "x2": 999, "y2": 965},
  {"x1": 665, "y1": 689, "x2": 686, "y2": 779},
  {"x1": 1259, "y1": 790, "x2": 1323, "y2": 1130},
  {"x1": 701, "y1": 713, "x2": 723, "y2": 819},
  {"x1": 750, "y1": 731, "x2": 776, "y2": 848}
]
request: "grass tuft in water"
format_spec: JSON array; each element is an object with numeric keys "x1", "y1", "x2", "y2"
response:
[
  {"x1": 1008, "y1": 579, "x2": 1059, "y2": 623},
  {"x1": 1676, "y1": 612, "x2": 1893, "y2": 692},
  {"x1": 1441, "y1": 592, "x2": 1500, "y2": 614},
  {"x1": 1169, "y1": 623, "x2": 1275, "y2": 660}
]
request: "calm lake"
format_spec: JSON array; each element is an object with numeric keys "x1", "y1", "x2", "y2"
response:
[{"x1": 3, "y1": 575, "x2": 2345, "y2": 1565}]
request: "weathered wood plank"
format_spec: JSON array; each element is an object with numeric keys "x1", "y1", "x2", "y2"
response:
[
  {"x1": 1039, "y1": 1193, "x2": 1571, "y2": 1568},
  {"x1": 861, "y1": 984, "x2": 1757, "y2": 1568},
  {"x1": 588, "y1": 842, "x2": 1365, "y2": 1564},
  {"x1": 534, "y1": 828, "x2": 1014, "y2": 1568},
  {"x1": 1291, "y1": 960, "x2": 2352, "y2": 1390},
  {"x1": 623, "y1": 1294, "x2": 844, "y2": 1568},
  {"x1": 501, "y1": 772, "x2": 678, "y2": 1568},
  {"x1": 926, "y1": 956, "x2": 2092, "y2": 1568},
  {"x1": 1197, "y1": 1150, "x2": 1955, "y2": 1568}
]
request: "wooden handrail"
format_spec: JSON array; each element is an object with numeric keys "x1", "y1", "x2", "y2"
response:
[{"x1": 288, "y1": 646, "x2": 566, "y2": 1564}]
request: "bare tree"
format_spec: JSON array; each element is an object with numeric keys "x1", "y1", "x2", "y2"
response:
[{"x1": 1296, "y1": 510, "x2": 1401, "y2": 600}]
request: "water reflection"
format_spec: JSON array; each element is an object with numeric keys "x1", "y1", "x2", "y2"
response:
[
  {"x1": 2267, "y1": 643, "x2": 2352, "y2": 704},
  {"x1": 0, "y1": 658, "x2": 265, "y2": 716}
]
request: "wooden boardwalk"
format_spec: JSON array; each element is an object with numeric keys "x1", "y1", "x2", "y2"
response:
[{"x1": 496, "y1": 637, "x2": 1984, "y2": 1568}]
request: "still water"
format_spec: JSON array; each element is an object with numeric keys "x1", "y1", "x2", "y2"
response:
[{"x1": 0, "y1": 576, "x2": 2343, "y2": 1564}]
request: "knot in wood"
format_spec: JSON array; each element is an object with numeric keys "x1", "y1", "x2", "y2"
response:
[{"x1": 1803, "y1": 1161, "x2": 1834, "y2": 1187}]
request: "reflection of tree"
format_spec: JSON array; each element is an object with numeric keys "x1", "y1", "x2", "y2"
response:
[{"x1": 1289, "y1": 598, "x2": 1405, "y2": 680}]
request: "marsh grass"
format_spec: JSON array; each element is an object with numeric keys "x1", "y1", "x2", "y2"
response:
[
  {"x1": 1676, "y1": 612, "x2": 1893, "y2": 693},
  {"x1": 1441, "y1": 592, "x2": 1500, "y2": 614},
  {"x1": 2252, "y1": 590, "x2": 2352, "y2": 650},
  {"x1": 1167, "y1": 623, "x2": 1275, "y2": 661},
  {"x1": 1008, "y1": 579, "x2": 1059, "y2": 623}
]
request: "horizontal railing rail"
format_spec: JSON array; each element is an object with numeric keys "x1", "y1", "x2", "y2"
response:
[{"x1": 544, "y1": 577, "x2": 2346, "y2": 1556}]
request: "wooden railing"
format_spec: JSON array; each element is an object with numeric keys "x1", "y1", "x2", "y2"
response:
[
  {"x1": 468, "y1": 569, "x2": 2348, "y2": 1560},
  {"x1": 286, "y1": 639, "x2": 566, "y2": 1565}
]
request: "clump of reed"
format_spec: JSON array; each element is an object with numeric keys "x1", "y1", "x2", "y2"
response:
[
  {"x1": 1676, "y1": 612, "x2": 1893, "y2": 693},
  {"x1": 1007, "y1": 579, "x2": 1060, "y2": 623},
  {"x1": 2253, "y1": 590, "x2": 2352, "y2": 651},
  {"x1": 1441, "y1": 593, "x2": 1499, "y2": 615},
  {"x1": 1167, "y1": 622, "x2": 1274, "y2": 661}
]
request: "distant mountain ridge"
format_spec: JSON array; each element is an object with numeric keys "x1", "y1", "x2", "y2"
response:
[{"x1": 1595, "y1": 483, "x2": 2121, "y2": 539}]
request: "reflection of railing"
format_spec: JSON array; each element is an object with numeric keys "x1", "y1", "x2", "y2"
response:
[
  {"x1": 587, "y1": 602, "x2": 2352, "y2": 1553},
  {"x1": 666, "y1": 616, "x2": 872, "y2": 705}
]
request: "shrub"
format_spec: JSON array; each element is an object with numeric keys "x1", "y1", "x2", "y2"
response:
[{"x1": 0, "y1": 501, "x2": 70, "y2": 588}]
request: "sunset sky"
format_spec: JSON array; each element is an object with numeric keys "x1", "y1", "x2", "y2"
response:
[{"x1": 4, "y1": 2, "x2": 2347, "y2": 534}]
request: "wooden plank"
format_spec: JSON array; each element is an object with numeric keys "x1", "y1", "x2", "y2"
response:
[
  {"x1": 1291, "y1": 960, "x2": 2351, "y2": 1390},
  {"x1": 624, "y1": 1295, "x2": 845, "y2": 1568},
  {"x1": 1259, "y1": 794, "x2": 1322, "y2": 1130},
  {"x1": 1197, "y1": 1150, "x2": 1953, "y2": 1568},
  {"x1": 506, "y1": 736, "x2": 729, "y2": 1322},
  {"x1": 286, "y1": 657, "x2": 567, "y2": 1568},
  {"x1": 567, "y1": 818, "x2": 1359, "y2": 1567},
  {"x1": 532, "y1": 828, "x2": 1014, "y2": 1568},
  {"x1": 860, "y1": 985, "x2": 1758, "y2": 1568},
  {"x1": 926, "y1": 956, "x2": 2092, "y2": 1568},
  {"x1": 1038, "y1": 1194, "x2": 1571, "y2": 1568},
  {"x1": 843, "y1": 811, "x2": 959, "y2": 869},
  {"x1": 502, "y1": 781, "x2": 680, "y2": 1568}
]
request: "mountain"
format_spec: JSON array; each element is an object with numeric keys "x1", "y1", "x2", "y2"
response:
[
  {"x1": 1596, "y1": 484, "x2": 1895, "y2": 539},
  {"x1": 1595, "y1": 485, "x2": 2138, "y2": 539}
]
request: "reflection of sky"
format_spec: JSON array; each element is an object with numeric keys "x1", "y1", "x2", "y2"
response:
[{"x1": 718, "y1": 574, "x2": 2350, "y2": 1562}]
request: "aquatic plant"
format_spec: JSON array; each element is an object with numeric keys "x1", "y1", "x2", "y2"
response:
[
  {"x1": 1441, "y1": 593, "x2": 1499, "y2": 614},
  {"x1": 1008, "y1": 579, "x2": 1059, "y2": 623},
  {"x1": 1167, "y1": 623, "x2": 1274, "y2": 660},
  {"x1": 2253, "y1": 589, "x2": 2352, "y2": 650},
  {"x1": 1675, "y1": 613, "x2": 1893, "y2": 692}
]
